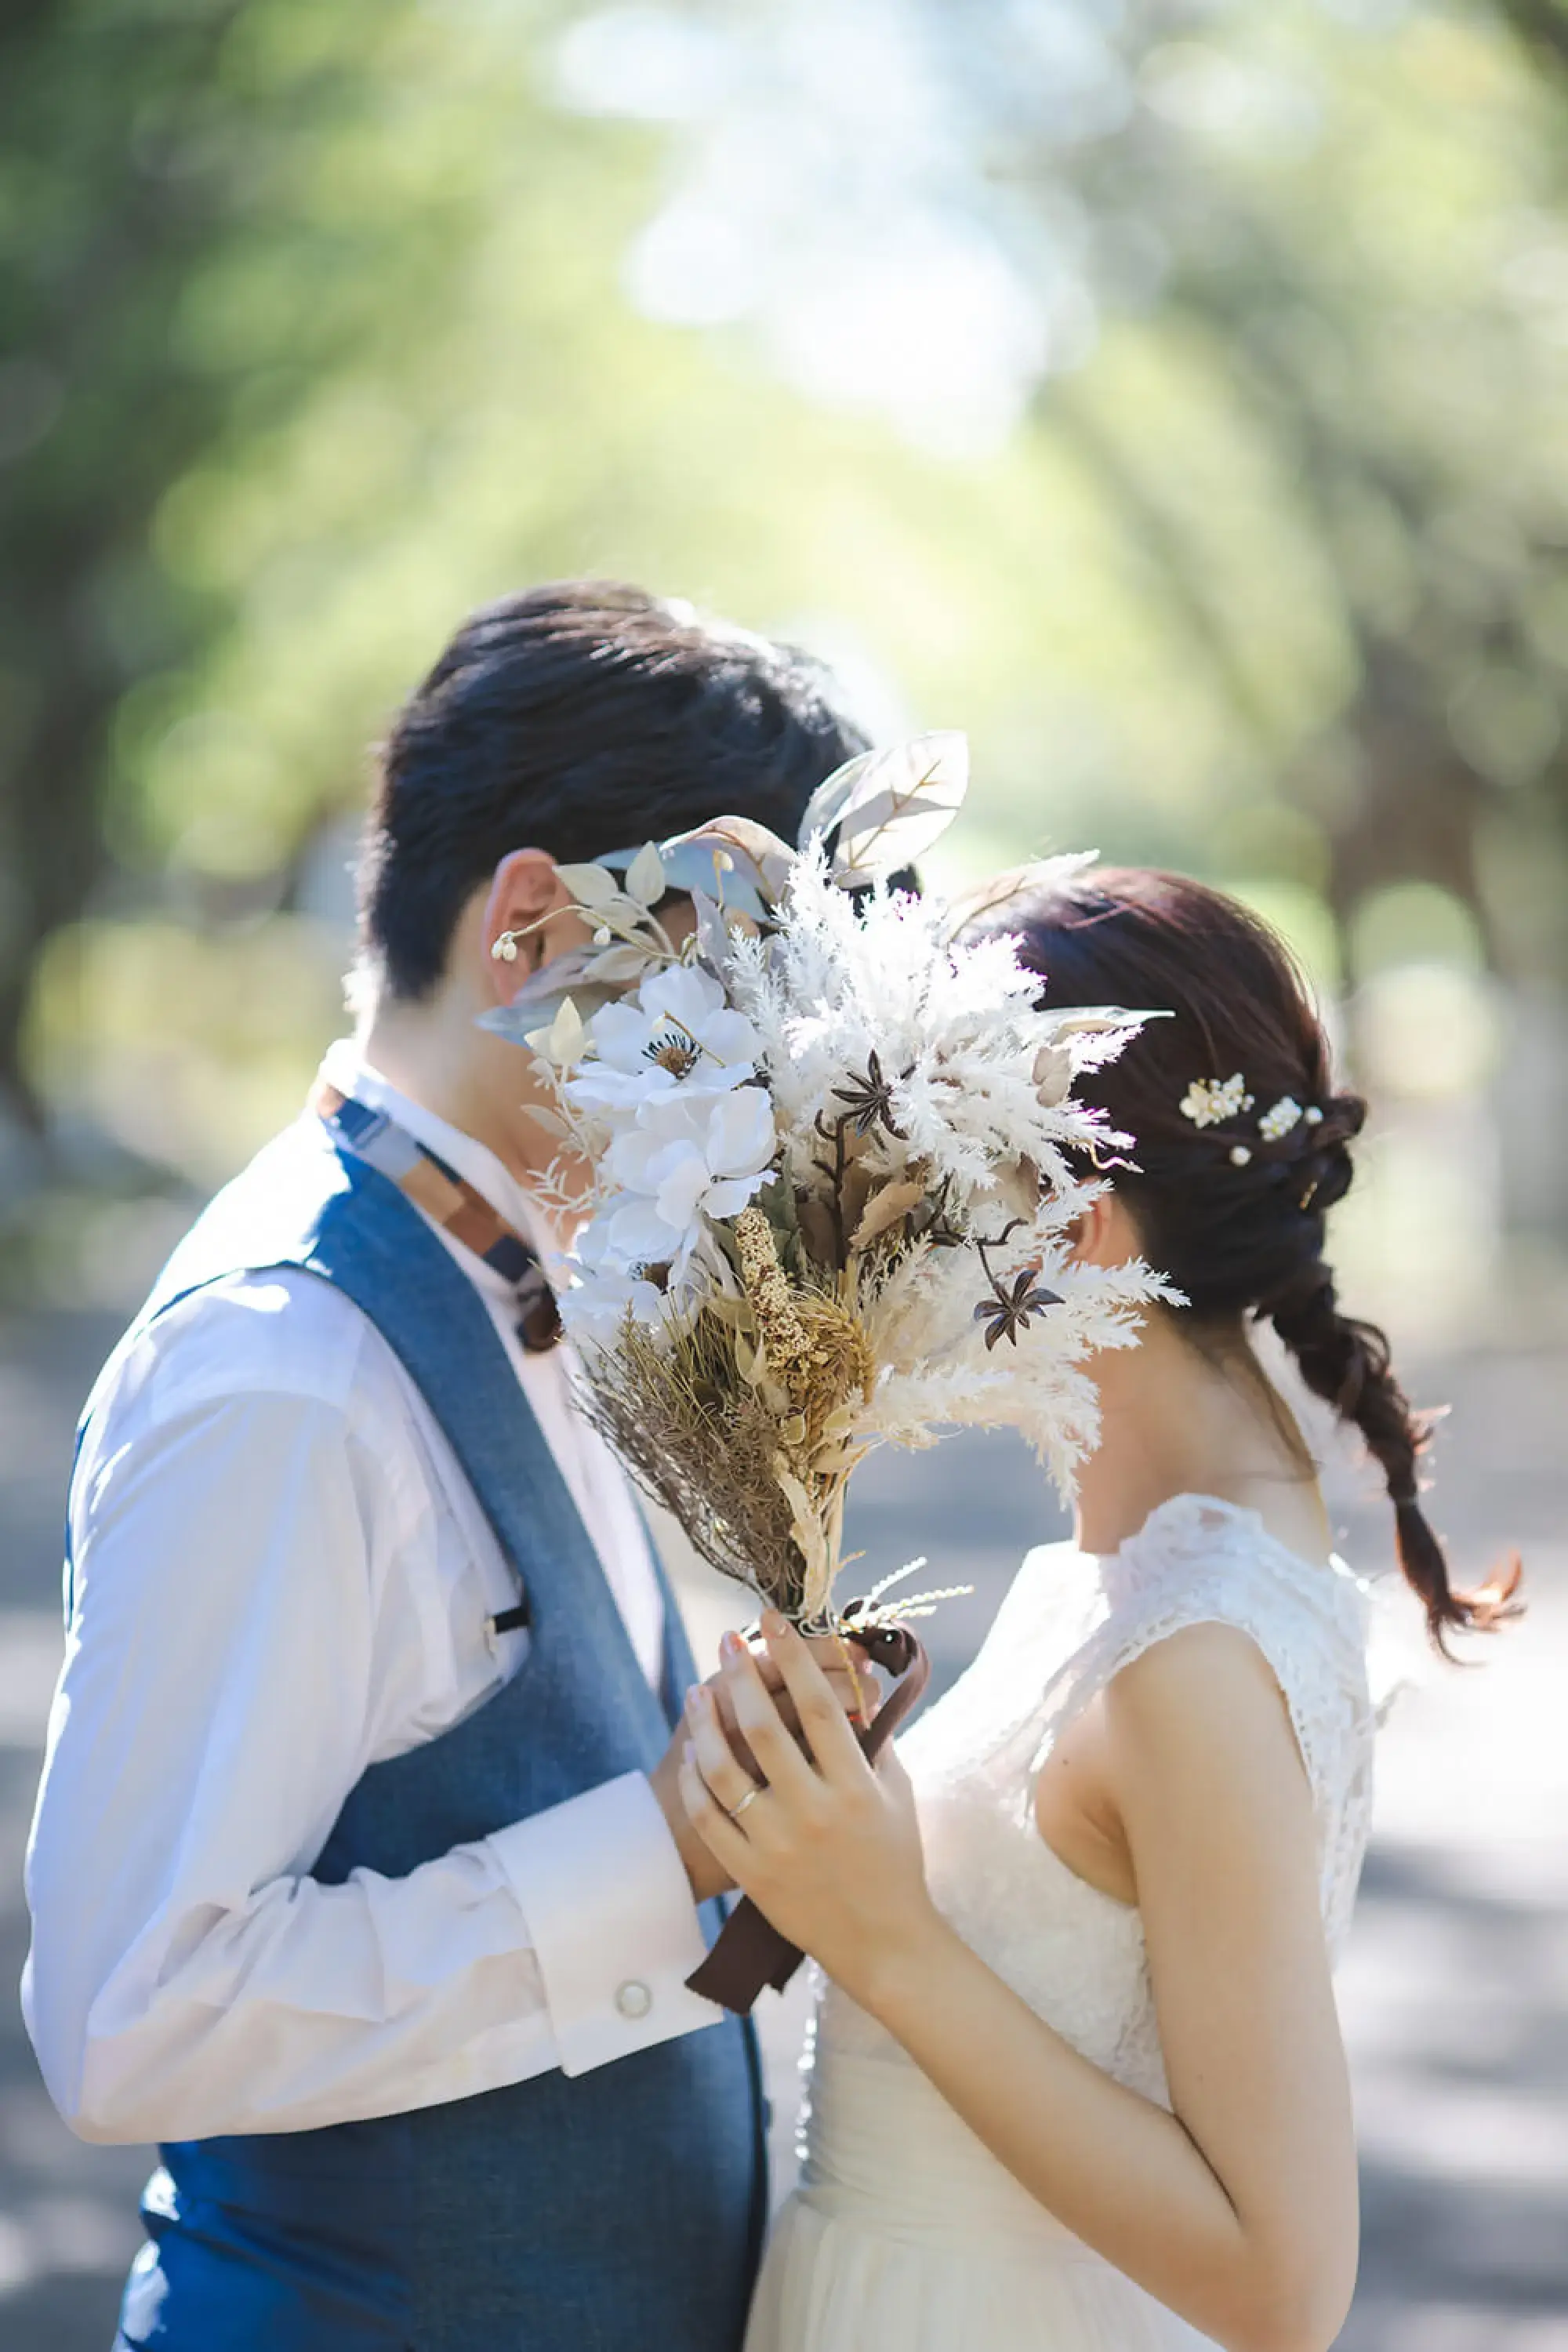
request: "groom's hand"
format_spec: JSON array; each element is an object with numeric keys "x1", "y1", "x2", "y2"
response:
[{"x1": 652, "y1": 1635, "x2": 876, "y2": 1904}]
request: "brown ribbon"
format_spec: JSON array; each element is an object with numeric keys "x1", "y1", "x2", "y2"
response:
[{"x1": 684, "y1": 1620, "x2": 931, "y2": 2016}]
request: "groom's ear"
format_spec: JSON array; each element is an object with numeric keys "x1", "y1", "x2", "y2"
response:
[{"x1": 478, "y1": 848, "x2": 568, "y2": 1000}]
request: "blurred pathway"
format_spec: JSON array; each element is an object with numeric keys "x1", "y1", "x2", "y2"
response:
[{"x1": 2, "y1": 1310, "x2": 1564, "y2": 2347}]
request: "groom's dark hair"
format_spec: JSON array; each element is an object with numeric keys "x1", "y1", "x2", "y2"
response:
[{"x1": 359, "y1": 579, "x2": 867, "y2": 1000}]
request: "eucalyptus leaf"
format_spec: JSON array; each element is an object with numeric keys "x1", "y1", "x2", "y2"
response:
[
  {"x1": 624, "y1": 840, "x2": 667, "y2": 908},
  {"x1": 555, "y1": 861, "x2": 621, "y2": 909}
]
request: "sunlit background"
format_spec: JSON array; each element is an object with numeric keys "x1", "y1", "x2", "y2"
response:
[
  {"x1": 5, "y1": 0, "x2": 1567, "y2": 1332},
  {"x1": 2, "y1": 2, "x2": 1567, "y2": 2345}
]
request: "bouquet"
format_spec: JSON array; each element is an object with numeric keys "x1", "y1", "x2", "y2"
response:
[{"x1": 487, "y1": 734, "x2": 1166, "y2": 2005}]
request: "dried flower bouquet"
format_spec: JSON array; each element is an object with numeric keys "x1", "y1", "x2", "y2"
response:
[
  {"x1": 485, "y1": 732, "x2": 1167, "y2": 2009},
  {"x1": 488, "y1": 731, "x2": 1163, "y2": 1635}
]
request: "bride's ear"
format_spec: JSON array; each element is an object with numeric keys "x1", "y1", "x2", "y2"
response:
[{"x1": 1066, "y1": 1192, "x2": 1135, "y2": 1270}]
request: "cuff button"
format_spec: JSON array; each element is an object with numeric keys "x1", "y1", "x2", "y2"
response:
[{"x1": 615, "y1": 1980, "x2": 653, "y2": 2021}]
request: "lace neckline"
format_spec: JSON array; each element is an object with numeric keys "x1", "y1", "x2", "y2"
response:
[{"x1": 1095, "y1": 1493, "x2": 1368, "y2": 1627}]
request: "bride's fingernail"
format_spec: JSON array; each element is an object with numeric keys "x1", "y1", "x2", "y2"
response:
[{"x1": 720, "y1": 1631, "x2": 743, "y2": 1661}]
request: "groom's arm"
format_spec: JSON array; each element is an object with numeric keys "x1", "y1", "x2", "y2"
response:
[{"x1": 24, "y1": 1287, "x2": 722, "y2": 2147}]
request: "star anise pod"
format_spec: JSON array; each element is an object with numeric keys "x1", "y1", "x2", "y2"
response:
[
  {"x1": 974, "y1": 1269, "x2": 1063, "y2": 1351},
  {"x1": 830, "y1": 1050, "x2": 907, "y2": 1140}
]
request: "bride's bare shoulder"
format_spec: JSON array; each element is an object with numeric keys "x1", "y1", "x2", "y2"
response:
[{"x1": 1102, "y1": 1621, "x2": 1308, "y2": 1799}]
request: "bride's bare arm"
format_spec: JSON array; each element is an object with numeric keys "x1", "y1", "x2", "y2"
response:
[{"x1": 681, "y1": 1617, "x2": 1356, "y2": 2352}]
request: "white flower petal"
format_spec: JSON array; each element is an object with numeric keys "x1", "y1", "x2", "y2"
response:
[
  {"x1": 696, "y1": 1006, "x2": 763, "y2": 1068},
  {"x1": 589, "y1": 1000, "x2": 658, "y2": 1074},
  {"x1": 644, "y1": 964, "x2": 726, "y2": 1029},
  {"x1": 703, "y1": 1174, "x2": 769, "y2": 1220},
  {"x1": 705, "y1": 1085, "x2": 776, "y2": 1177},
  {"x1": 601, "y1": 1196, "x2": 685, "y2": 1265},
  {"x1": 633, "y1": 1091, "x2": 714, "y2": 1149},
  {"x1": 652, "y1": 1152, "x2": 712, "y2": 1233}
]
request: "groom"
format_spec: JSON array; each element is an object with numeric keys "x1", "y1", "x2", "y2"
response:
[{"x1": 24, "y1": 582, "x2": 869, "y2": 2350}]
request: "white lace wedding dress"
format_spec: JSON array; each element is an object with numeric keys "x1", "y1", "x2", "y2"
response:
[{"x1": 745, "y1": 1495, "x2": 1376, "y2": 2352}]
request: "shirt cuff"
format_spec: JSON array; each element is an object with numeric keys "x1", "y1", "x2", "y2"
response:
[{"x1": 487, "y1": 1771, "x2": 724, "y2": 2077}]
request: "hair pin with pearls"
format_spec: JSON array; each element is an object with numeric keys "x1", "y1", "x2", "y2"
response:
[{"x1": 1179, "y1": 1074, "x2": 1325, "y2": 1166}]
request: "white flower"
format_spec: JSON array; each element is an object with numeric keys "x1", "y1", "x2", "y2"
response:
[
  {"x1": 560, "y1": 1263, "x2": 666, "y2": 1348},
  {"x1": 561, "y1": 1213, "x2": 669, "y2": 1347},
  {"x1": 1178, "y1": 1073, "x2": 1254, "y2": 1129},
  {"x1": 568, "y1": 964, "x2": 761, "y2": 1112},
  {"x1": 1258, "y1": 1095, "x2": 1302, "y2": 1142},
  {"x1": 608, "y1": 1084, "x2": 778, "y2": 1243}
]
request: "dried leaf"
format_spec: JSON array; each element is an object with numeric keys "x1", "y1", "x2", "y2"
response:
[
  {"x1": 625, "y1": 840, "x2": 667, "y2": 908},
  {"x1": 794, "y1": 1192, "x2": 838, "y2": 1272},
  {"x1": 773, "y1": 1461, "x2": 832, "y2": 1618},
  {"x1": 991, "y1": 1157, "x2": 1042, "y2": 1223},
  {"x1": 1033, "y1": 1046, "x2": 1073, "y2": 1107},
  {"x1": 583, "y1": 944, "x2": 652, "y2": 984},
  {"x1": 688, "y1": 887, "x2": 732, "y2": 972},
  {"x1": 527, "y1": 997, "x2": 586, "y2": 1068},
  {"x1": 940, "y1": 851, "x2": 1098, "y2": 939},
  {"x1": 851, "y1": 1179, "x2": 928, "y2": 1250},
  {"x1": 556, "y1": 862, "x2": 622, "y2": 909},
  {"x1": 832, "y1": 732, "x2": 968, "y2": 884},
  {"x1": 659, "y1": 815, "x2": 797, "y2": 919},
  {"x1": 839, "y1": 1161, "x2": 874, "y2": 1240},
  {"x1": 797, "y1": 746, "x2": 880, "y2": 848},
  {"x1": 478, "y1": 981, "x2": 622, "y2": 1044},
  {"x1": 525, "y1": 1105, "x2": 573, "y2": 1139}
]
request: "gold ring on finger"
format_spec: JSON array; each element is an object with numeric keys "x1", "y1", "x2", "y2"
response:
[{"x1": 726, "y1": 1784, "x2": 762, "y2": 1822}]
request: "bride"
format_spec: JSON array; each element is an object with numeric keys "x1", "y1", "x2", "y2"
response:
[{"x1": 679, "y1": 866, "x2": 1514, "y2": 2352}]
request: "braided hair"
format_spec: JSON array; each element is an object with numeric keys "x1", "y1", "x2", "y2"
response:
[{"x1": 972, "y1": 865, "x2": 1519, "y2": 1655}]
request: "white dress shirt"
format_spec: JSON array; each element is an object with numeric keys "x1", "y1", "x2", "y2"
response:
[{"x1": 23, "y1": 1047, "x2": 720, "y2": 2146}]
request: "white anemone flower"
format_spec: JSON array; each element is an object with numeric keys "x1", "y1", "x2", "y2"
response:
[
  {"x1": 561, "y1": 1212, "x2": 667, "y2": 1348},
  {"x1": 607, "y1": 1084, "x2": 777, "y2": 1244},
  {"x1": 559, "y1": 1264, "x2": 665, "y2": 1349},
  {"x1": 568, "y1": 964, "x2": 762, "y2": 1112}
]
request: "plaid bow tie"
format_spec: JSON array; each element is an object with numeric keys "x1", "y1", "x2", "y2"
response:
[{"x1": 312, "y1": 1080, "x2": 563, "y2": 1355}]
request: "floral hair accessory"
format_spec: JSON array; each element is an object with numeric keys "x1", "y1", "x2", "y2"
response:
[
  {"x1": 1180, "y1": 1078, "x2": 1332, "y2": 1156},
  {"x1": 1258, "y1": 1095, "x2": 1303, "y2": 1142},
  {"x1": 1178, "y1": 1073, "x2": 1254, "y2": 1129}
]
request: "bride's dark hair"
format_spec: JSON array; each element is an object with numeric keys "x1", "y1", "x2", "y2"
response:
[{"x1": 970, "y1": 864, "x2": 1519, "y2": 1654}]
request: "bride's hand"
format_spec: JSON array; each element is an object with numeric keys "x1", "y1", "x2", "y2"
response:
[
  {"x1": 679, "y1": 1613, "x2": 941, "y2": 2006},
  {"x1": 651, "y1": 1630, "x2": 875, "y2": 1903}
]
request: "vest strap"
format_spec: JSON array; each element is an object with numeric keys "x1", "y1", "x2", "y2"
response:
[{"x1": 311, "y1": 1079, "x2": 562, "y2": 1353}]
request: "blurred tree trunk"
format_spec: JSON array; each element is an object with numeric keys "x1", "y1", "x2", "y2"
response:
[{"x1": 0, "y1": 1, "x2": 255, "y2": 1135}]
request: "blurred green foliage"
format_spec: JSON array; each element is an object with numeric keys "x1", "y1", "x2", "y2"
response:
[{"x1": 3, "y1": 0, "x2": 1567, "y2": 1231}]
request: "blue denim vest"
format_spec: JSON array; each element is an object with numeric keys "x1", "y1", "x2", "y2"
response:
[{"x1": 100, "y1": 1116, "x2": 766, "y2": 2350}]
